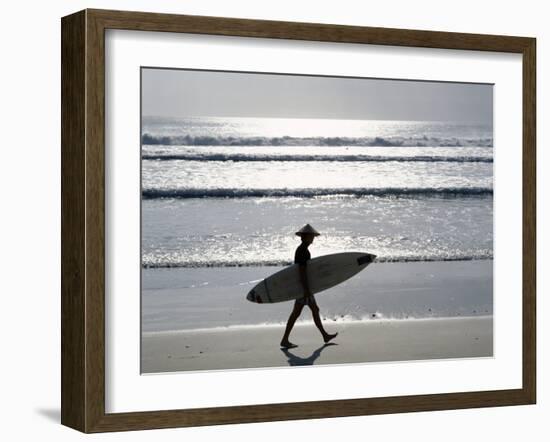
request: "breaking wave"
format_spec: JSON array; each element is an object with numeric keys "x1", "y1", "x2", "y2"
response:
[
  {"x1": 142, "y1": 153, "x2": 493, "y2": 163},
  {"x1": 142, "y1": 253, "x2": 493, "y2": 269},
  {"x1": 142, "y1": 133, "x2": 493, "y2": 148},
  {"x1": 142, "y1": 187, "x2": 493, "y2": 199}
]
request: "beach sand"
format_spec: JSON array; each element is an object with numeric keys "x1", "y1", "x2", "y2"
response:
[
  {"x1": 141, "y1": 316, "x2": 492, "y2": 374},
  {"x1": 142, "y1": 260, "x2": 493, "y2": 333}
]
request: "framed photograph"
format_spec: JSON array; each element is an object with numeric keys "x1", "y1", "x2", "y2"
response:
[{"x1": 61, "y1": 9, "x2": 536, "y2": 433}]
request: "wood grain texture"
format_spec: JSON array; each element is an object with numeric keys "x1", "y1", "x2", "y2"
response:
[
  {"x1": 88, "y1": 8, "x2": 532, "y2": 52},
  {"x1": 522, "y1": 38, "x2": 536, "y2": 404},
  {"x1": 85, "y1": 10, "x2": 107, "y2": 432},
  {"x1": 61, "y1": 10, "x2": 86, "y2": 432},
  {"x1": 60, "y1": 8, "x2": 537, "y2": 433},
  {"x1": 89, "y1": 389, "x2": 531, "y2": 433}
]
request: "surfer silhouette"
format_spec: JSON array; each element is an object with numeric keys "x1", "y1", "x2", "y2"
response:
[{"x1": 280, "y1": 224, "x2": 338, "y2": 349}]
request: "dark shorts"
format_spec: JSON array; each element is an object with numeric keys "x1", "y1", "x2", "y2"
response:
[{"x1": 295, "y1": 294, "x2": 317, "y2": 307}]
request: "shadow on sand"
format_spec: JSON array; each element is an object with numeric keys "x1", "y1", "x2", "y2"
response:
[{"x1": 280, "y1": 342, "x2": 338, "y2": 366}]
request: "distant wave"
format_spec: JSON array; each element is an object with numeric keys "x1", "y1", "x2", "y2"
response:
[
  {"x1": 142, "y1": 153, "x2": 493, "y2": 163},
  {"x1": 142, "y1": 187, "x2": 493, "y2": 199},
  {"x1": 142, "y1": 254, "x2": 494, "y2": 269},
  {"x1": 142, "y1": 133, "x2": 493, "y2": 148}
]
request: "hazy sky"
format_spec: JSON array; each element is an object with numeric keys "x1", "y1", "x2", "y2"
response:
[{"x1": 142, "y1": 68, "x2": 493, "y2": 124}]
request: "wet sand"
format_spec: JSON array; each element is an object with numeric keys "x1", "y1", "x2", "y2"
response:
[{"x1": 141, "y1": 316, "x2": 493, "y2": 374}]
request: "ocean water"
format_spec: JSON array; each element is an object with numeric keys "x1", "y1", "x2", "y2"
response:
[{"x1": 141, "y1": 116, "x2": 493, "y2": 331}]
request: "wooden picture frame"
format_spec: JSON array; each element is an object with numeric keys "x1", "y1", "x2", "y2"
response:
[{"x1": 61, "y1": 8, "x2": 536, "y2": 433}]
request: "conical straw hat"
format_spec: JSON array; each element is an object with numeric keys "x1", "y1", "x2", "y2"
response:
[{"x1": 295, "y1": 224, "x2": 321, "y2": 236}]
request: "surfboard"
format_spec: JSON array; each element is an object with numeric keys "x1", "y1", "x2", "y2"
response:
[{"x1": 246, "y1": 252, "x2": 376, "y2": 304}]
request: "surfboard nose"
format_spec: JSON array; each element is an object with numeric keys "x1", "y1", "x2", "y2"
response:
[{"x1": 357, "y1": 253, "x2": 376, "y2": 265}]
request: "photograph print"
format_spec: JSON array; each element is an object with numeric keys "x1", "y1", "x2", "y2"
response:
[{"x1": 140, "y1": 68, "x2": 493, "y2": 374}]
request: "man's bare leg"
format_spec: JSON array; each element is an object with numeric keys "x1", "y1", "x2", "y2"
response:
[
  {"x1": 310, "y1": 303, "x2": 338, "y2": 343},
  {"x1": 280, "y1": 303, "x2": 303, "y2": 348}
]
